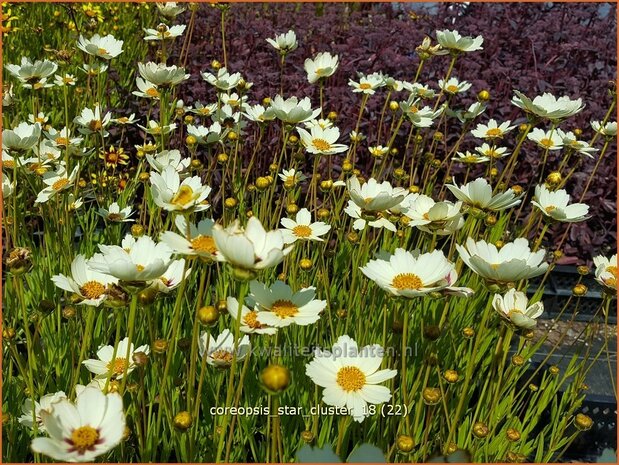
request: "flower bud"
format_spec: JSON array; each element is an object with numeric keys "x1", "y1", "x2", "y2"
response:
[
  {"x1": 299, "y1": 258, "x2": 313, "y2": 271},
  {"x1": 62, "y1": 306, "x2": 77, "y2": 319},
  {"x1": 472, "y1": 421, "x2": 489, "y2": 439},
  {"x1": 546, "y1": 171, "x2": 562, "y2": 186},
  {"x1": 173, "y1": 411, "x2": 193, "y2": 430},
  {"x1": 342, "y1": 159, "x2": 353, "y2": 172},
  {"x1": 389, "y1": 101, "x2": 399, "y2": 111},
  {"x1": 301, "y1": 430, "x2": 315, "y2": 443},
  {"x1": 317, "y1": 208, "x2": 330, "y2": 220},
  {"x1": 138, "y1": 286, "x2": 159, "y2": 305},
  {"x1": 6, "y1": 247, "x2": 33, "y2": 275},
  {"x1": 478, "y1": 90, "x2": 490, "y2": 101},
  {"x1": 132, "y1": 351, "x2": 149, "y2": 367},
  {"x1": 217, "y1": 299, "x2": 228, "y2": 313},
  {"x1": 396, "y1": 434, "x2": 414, "y2": 453},
  {"x1": 577, "y1": 265, "x2": 589, "y2": 275},
  {"x1": 549, "y1": 365, "x2": 560, "y2": 376},
  {"x1": 409, "y1": 185, "x2": 420, "y2": 194},
  {"x1": 261, "y1": 364, "x2": 290, "y2": 393},
  {"x1": 574, "y1": 413, "x2": 593, "y2": 431},
  {"x1": 197, "y1": 305, "x2": 219, "y2": 325},
  {"x1": 186, "y1": 135, "x2": 197, "y2": 146},
  {"x1": 462, "y1": 327, "x2": 475, "y2": 338},
  {"x1": 286, "y1": 203, "x2": 299, "y2": 215},
  {"x1": 506, "y1": 428, "x2": 521, "y2": 442},
  {"x1": 227, "y1": 131, "x2": 238, "y2": 141},
  {"x1": 423, "y1": 325, "x2": 441, "y2": 341},
  {"x1": 511, "y1": 354, "x2": 525, "y2": 366},
  {"x1": 3, "y1": 327, "x2": 16, "y2": 340},
  {"x1": 191, "y1": 159, "x2": 202, "y2": 169},
  {"x1": 131, "y1": 224, "x2": 145, "y2": 237},
  {"x1": 327, "y1": 111, "x2": 337, "y2": 121},
  {"x1": 217, "y1": 153, "x2": 228, "y2": 164},
  {"x1": 211, "y1": 59, "x2": 221, "y2": 69},
  {"x1": 422, "y1": 387, "x2": 441, "y2": 405},
  {"x1": 256, "y1": 177, "x2": 270, "y2": 190},
  {"x1": 572, "y1": 284, "x2": 587, "y2": 296},
  {"x1": 153, "y1": 338, "x2": 168, "y2": 354},
  {"x1": 443, "y1": 369, "x2": 459, "y2": 383}
]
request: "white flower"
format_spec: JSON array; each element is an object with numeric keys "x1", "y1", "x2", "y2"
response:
[
  {"x1": 220, "y1": 92, "x2": 247, "y2": 108},
  {"x1": 243, "y1": 104, "x2": 275, "y2": 122},
  {"x1": 304, "y1": 118, "x2": 333, "y2": 130},
  {"x1": 190, "y1": 101, "x2": 218, "y2": 117},
  {"x1": 297, "y1": 126, "x2": 348, "y2": 156},
  {"x1": 81, "y1": 63, "x2": 108, "y2": 76},
  {"x1": 400, "y1": 97, "x2": 442, "y2": 127},
  {"x1": 456, "y1": 238, "x2": 548, "y2": 283},
  {"x1": 511, "y1": 90, "x2": 584, "y2": 121},
  {"x1": 407, "y1": 82, "x2": 436, "y2": 99},
  {"x1": 201, "y1": 67, "x2": 242, "y2": 91},
  {"x1": 305, "y1": 335, "x2": 397, "y2": 423},
  {"x1": 265, "y1": 95, "x2": 321, "y2": 124},
  {"x1": 280, "y1": 208, "x2": 331, "y2": 244},
  {"x1": 304, "y1": 51, "x2": 339, "y2": 83},
  {"x1": 470, "y1": 119, "x2": 516, "y2": 140},
  {"x1": 31, "y1": 386, "x2": 125, "y2": 462},
  {"x1": 138, "y1": 120, "x2": 177, "y2": 136},
  {"x1": 348, "y1": 73, "x2": 385, "y2": 95},
  {"x1": 74, "y1": 105, "x2": 112, "y2": 136},
  {"x1": 531, "y1": 185, "x2": 589, "y2": 223},
  {"x1": 593, "y1": 254, "x2": 617, "y2": 292},
  {"x1": 186, "y1": 123, "x2": 225, "y2": 145},
  {"x1": 160, "y1": 215, "x2": 219, "y2": 261},
  {"x1": 249, "y1": 280, "x2": 326, "y2": 327},
  {"x1": 446, "y1": 177, "x2": 522, "y2": 212},
  {"x1": 46, "y1": 127, "x2": 83, "y2": 150},
  {"x1": 226, "y1": 296, "x2": 277, "y2": 335},
  {"x1": 98, "y1": 202, "x2": 134, "y2": 223},
  {"x1": 454, "y1": 151, "x2": 489, "y2": 164},
  {"x1": 527, "y1": 128, "x2": 563, "y2": 150},
  {"x1": 213, "y1": 216, "x2": 293, "y2": 273},
  {"x1": 35, "y1": 164, "x2": 80, "y2": 204},
  {"x1": 19, "y1": 391, "x2": 67, "y2": 432},
  {"x1": 156, "y1": 2, "x2": 186, "y2": 19},
  {"x1": 361, "y1": 248, "x2": 470, "y2": 297},
  {"x1": 439, "y1": 77, "x2": 471, "y2": 95},
  {"x1": 266, "y1": 30, "x2": 298, "y2": 53},
  {"x1": 591, "y1": 120, "x2": 617, "y2": 137},
  {"x1": 454, "y1": 101, "x2": 487, "y2": 123},
  {"x1": 5, "y1": 57, "x2": 58, "y2": 89},
  {"x1": 146, "y1": 149, "x2": 190, "y2": 174},
  {"x1": 52, "y1": 255, "x2": 118, "y2": 307},
  {"x1": 88, "y1": 235, "x2": 173, "y2": 282},
  {"x1": 83, "y1": 337, "x2": 150, "y2": 379},
  {"x1": 77, "y1": 34, "x2": 124, "y2": 60},
  {"x1": 133, "y1": 77, "x2": 160, "y2": 100},
  {"x1": 347, "y1": 176, "x2": 407, "y2": 212},
  {"x1": 493, "y1": 289, "x2": 544, "y2": 329},
  {"x1": 144, "y1": 23, "x2": 186, "y2": 41},
  {"x1": 137, "y1": 62, "x2": 189, "y2": 87},
  {"x1": 199, "y1": 329, "x2": 251, "y2": 368},
  {"x1": 555, "y1": 129, "x2": 597, "y2": 158},
  {"x1": 2, "y1": 122, "x2": 41, "y2": 152},
  {"x1": 404, "y1": 195, "x2": 464, "y2": 235},
  {"x1": 151, "y1": 259, "x2": 191, "y2": 293},
  {"x1": 369, "y1": 145, "x2": 389, "y2": 158},
  {"x1": 279, "y1": 168, "x2": 306, "y2": 185},
  {"x1": 150, "y1": 165, "x2": 211, "y2": 212},
  {"x1": 475, "y1": 143, "x2": 510, "y2": 159},
  {"x1": 436, "y1": 29, "x2": 483, "y2": 52},
  {"x1": 344, "y1": 201, "x2": 397, "y2": 232}
]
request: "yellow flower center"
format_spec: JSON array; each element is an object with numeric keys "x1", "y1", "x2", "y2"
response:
[
  {"x1": 545, "y1": 205, "x2": 556, "y2": 213},
  {"x1": 243, "y1": 310, "x2": 266, "y2": 329},
  {"x1": 146, "y1": 87, "x2": 160, "y2": 98},
  {"x1": 52, "y1": 178, "x2": 70, "y2": 191},
  {"x1": 211, "y1": 349, "x2": 234, "y2": 363},
  {"x1": 171, "y1": 185, "x2": 195, "y2": 207},
  {"x1": 107, "y1": 213, "x2": 123, "y2": 221},
  {"x1": 107, "y1": 357, "x2": 128, "y2": 375},
  {"x1": 79, "y1": 280, "x2": 105, "y2": 299},
  {"x1": 89, "y1": 120, "x2": 103, "y2": 131},
  {"x1": 198, "y1": 108, "x2": 211, "y2": 116},
  {"x1": 63, "y1": 77, "x2": 74, "y2": 85},
  {"x1": 55, "y1": 137, "x2": 69, "y2": 146},
  {"x1": 97, "y1": 48, "x2": 108, "y2": 56},
  {"x1": 391, "y1": 273, "x2": 423, "y2": 290},
  {"x1": 191, "y1": 235, "x2": 217, "y2": 254},
  {"x1": 136, "y1": 264, "x2": 145, "y2": 272},
  {"x1": 359, "y1": 82, "x2": 372, "y2": 90},
  {"x1": 70, "y1": 426, "x2": 100, "y2": 453},
  {"x1": 606, "y1": 265, "x2": 617, "y2": 277},
  {"x1": 312, "y1": 138, "x2": 332, "y2": 151},
  {"x1": 3, "y1": 160, "x2": 15, "y2": 168},
  {"x1": 486, "y1": 128, "x2": 502, "y2": 137},
  {"x1": 227, "y1": 99, "x2": 239, "y2": 106},
  {"x1": 292, "y1": 225, "x2": 312, "y2": 238},
  {"x1": 409, "y1": 105, "x2": 419, "y2": 114},
  {"x1": 271, "y1": 299, "x2": 299, "y2": 319},
  {"x1": 446, "y1": 85, "x2": 459, "y2": 93},
  {"x1": 336, "y1": 366, "x2": 366, "y2": 392},
  {"x1": 540, "y1": 138, "x2": 554, "y2": 148}
]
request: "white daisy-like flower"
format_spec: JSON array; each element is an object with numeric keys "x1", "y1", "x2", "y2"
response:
[
  {"x1": 344, "y1": 201, "x2": 398, "y2": 232},
  {"x1": 493, "y1": 289, "x2": 544, "y2": 329},
  {"x1": 83, "y1": 337, "x2": 150, "y2": 380},
  {"x1": 150, "y1": 165, "x2": 211, "y2": 212},
  {"x1": 2, "y1": 122, "x2": 41, "y2": 152},
  {"x1": 31, "y1": 386, "x2": 125, "y2": 462},
  {"x1": 88, "y1": 235, "x2": 173, "y2": 283},
  {"x1": 143, "y1": 23, "x2": 186, "y2": 41},
  {"x1": 446, "y1": 177, "x2": 522, "y2": 212},
  {"x1": 150, "y1": 258, "x2": 191, "y2": 293},
  {"x1": 347, "y1": 176, "x2": 407, "y2": 212},
  {"x1": 369, "y1": 145, "x2": 389, "y2": 158},
  {"x1": 265, "y1": 95, "x2": 321, "y2": 124},
  {"x1": 81, "y1": 63, "x2": 109, "y2": 77},
  {"x1": 97, "y1": 202, "x2": 134, "y2": 223},
  {"x1": 249, "y1": 280, "x2": 326, "y2": 328},
  {"x1": 137, "y1": 62, "x2": 189, "y2": 87},
  {"x1": 243, "y1": 104, "x2": 275, "y2": 123},
  {"x1": 303, "y1": 118, "x2": 333, "y2": 130},
  {"x1": 511, "y1": 90, "x2": 584, "y2": 121},
  {"x1": 399, "y1": 97, "x2": 442, "y2": 127},
  {"x1": 266, "y1": 30, "x2": 298, "y2": 53},
  {"x1": 46, "y1": 127, "x2": 83, "y2": 150},
  {"x1": 18, "y1": 391, "x2": 67, "y2": 432},
  {"x1": 470, "y1": 119, "x2": 516, "y2": 140},
  {"x1": 305, "y1": 335, "x2": 397, "y2": 423},
  {"x1": 51, "y1": 255, "x2": 118, "y2": 307},
  {"x1": 456, "y1": 238, "x2": 548, "y2": 283},
  {"x1": 361, "y1": 248, "x2": 470, "y2": 297},
  {"x1": 531, "y1": 185, "x2": 589, "y2": 223},
  {"x1": 278, "y1": 168, "x2": 307, "y2": 185},
  {"x1": 406, "y1": 82, "x2": 436, "y2": 100},
  {"x1": 454, "y1": 151, "x2": 489, "y2": 164},
  {"x1": 5, "y1": 57, "x2": 58, "y2": 89},
  {"x1": 227, "y1": 296, "x2": 277, "y2": 335},
  {"x1": 527, "y1": 128, "x2": 563, "y2": 150},
  {"x1": 297, "y1": 126, "x2": 348, "y2": 156},
  {"x1": 454, "y1": 101, "x2": 487, "y2": 123},
  {"x1": 199, "y1": 329, "x2": 251, "y2": 368},
  {"x1": 160, "y1": 215, "x2": 219, "y2": 261},
  {"x1": 28, "y1": 112, "x2": 49, "y2": 126},
  {"x1": 280, "y1": 208, "x2": 331, "y2": 244},
  {"x1": 593, "y1": 254, "x2": 617, "y2": 293},
  {"x1": 591, "y1": 120, "x2": 617, "y2": 137},
  {"x1": 35, "y1": 164, "x2": 80, "y2": 204},
  {"x1": 213, "y1": 217, "x2": 293, "y2": 275},
  {"x1": 186, "y1": 123, "x2": 225, "y2": 145},
  {"x1": 304, "y1": 51, "x2": 339, "y2": 84},
  {"x1": 201, "y1": 67, "x2": 242, "y2": 91},
  {"x1": 156, "y1": 2, "x2": 186, "y2": 19},
  {"x1": 475, "y1": 143, "x2": 510, "y2": 159},
  {"x1": 555, "y1": 129, "x2": 597, "y2": 158},
  {"x1": 138, "y1": 120, "x2": 177, "y2": 136},
  {"x1": 436, "y1": 29, "x2": 483, "y2": 53},
  {"x1": 404, "y1": 195, "x2": 464, "y2": 235},
  {"x1": 74, "y1": 105, "x2": 112, "y2": 136},
  {"x1": 348, "y1": 73, "x2": 385, "y2": 95},
  {"x1": 133, "y1": 77, "x2": 160, "y2": 100},
  {"x1": 77, "y1": 34, "x2": 124, "y2": 60},
  {"x1": 190, "y1": 101, "x2": 218, "y2": 117},
  {"x1": 146, "y1": 149, "x2": 190, "y2": 174},
  {"x1": 439, "y1": 77, "x2": 472, "y2": 95}
]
